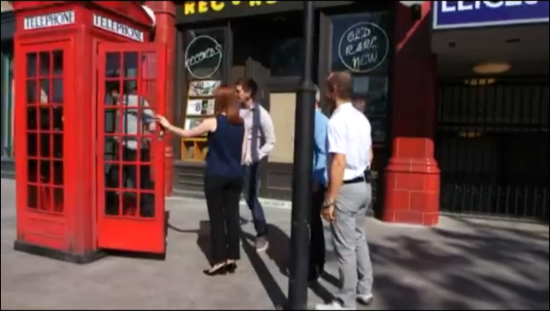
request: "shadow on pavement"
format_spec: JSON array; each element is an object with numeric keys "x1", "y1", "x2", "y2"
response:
[
  {"x1": 168, "y1": 219, "x2": 289, "y2": 309},
  {"x1": 255, "y1": 217, "x2": 548, "y2": 309},
  {"x1": 242, "y1": 224, "x2": 336, "y2": 307},
  {"x1": 167, "y1": 207, "x2": 548, "y2": 309},
  {"x1": 167, "y1": 220, "x2": 211, "y2": 265},
  {"x1": 241, "y1": 227, "x2": 287, "y2": 309},
  {"x1": 265, "y1": 224, "x2": 291, "y2": 276},
  {"x1": 367, "y1": 218, "x2": 549, "y2": 309}
]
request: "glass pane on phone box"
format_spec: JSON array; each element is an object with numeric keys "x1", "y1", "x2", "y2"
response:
[
  {"x1": 39, "y1": 79, "x2": 50, "y2": 104},
  {"x1": 52, "y1": 50, "x2": 63, "y2": 75},
  {"x1": 39, "y1": 52, "x2": 50, "y2": 76},
  {"x1": 123, "y1": 80, "x2": 138, "y2": 100},
  {"x1": 104, "y1": 136, "x2": 119, "y2": 159},
  {"x1": 123, "y1": 52, "x2": 138, "y2": 78},
  {"x1": 27, "y1": 107, "x2": 37, "y2": 129},
  {"x1": 40, "y1": 133, "x2": 51, "y2": 157},
  {"x1": 52, "y1": 107, "x2": 63, "y2": 130},
  {"x1": 39, "y1": 107, "x2": 51, "y2": 130},
  {"x1": 26, "y1": 80, "x2": 37, "y2": 104},
  {"x1": 26, "y1": 53, "x2": 37, "y2": 77},
  {"x1": 53, "y1": 133, "x2": 63, "y2": 158},
  {"x1": 105, "y1": 109, "x2": 118, "y2": 133},
  {"x1": 52, "y1": 78, "x2": 63, "y2": 104},
  {"x1": 53, "y1": 161, "x2": 64, "y2": 185},
  {"x1": 39, "y1": 160, "x2": 51, "y2": 183},
  {"x1": 105, "y1": 81, "x2": 121, "y2": 106},
  {"x1": 28, "y1": 159, "x2": 38, "y2": 182},
  {"x1": 106, "y1": 52, "x2": 121, "y2": 78},
  {"x1": 27, "y1": 133, "x2": 37, "y2": 157}
]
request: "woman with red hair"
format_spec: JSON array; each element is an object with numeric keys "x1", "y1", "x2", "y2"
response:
[{"x1": 157, "y1": 86, "x2": 247, "y2": 276}]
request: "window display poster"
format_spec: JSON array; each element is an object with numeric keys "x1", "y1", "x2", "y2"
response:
[
  {"x1": 188, "y1": 80, "x2": 220, "y2": 97},
  {"x1": 353, "y1": 76, "x2": 370, "y2": 95},
  {"x1": 186, "y1": 98, "x2": 215, "y2": 116},
  {"x1": 184, "y1": 118, "x2": 206, "y2": 133},
  {"x1": 370, "y1": 119, "x2": 386, "y2": 143}
]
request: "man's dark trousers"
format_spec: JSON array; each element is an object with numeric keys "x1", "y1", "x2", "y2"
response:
[
  {"x1": 309, "y1": 184, "x2": 326, "y2": 281},
  {"x1": 242, "y1": 162, "x2": 268, "y2": 236},
  {"x1": 123, "y1": 147, "x2": 155, "y2": 217}
]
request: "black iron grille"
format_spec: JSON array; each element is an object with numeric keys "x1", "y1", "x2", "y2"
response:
[{"x1": 435, "y1": 77, "x2": 549, "y2": 221}]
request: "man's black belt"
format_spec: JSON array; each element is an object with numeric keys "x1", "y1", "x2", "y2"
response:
[{"x1": 343, "y1": 176, "x2": 365, "y2": 184}]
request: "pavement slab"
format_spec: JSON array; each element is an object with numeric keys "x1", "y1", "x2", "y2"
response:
[{"x1": 1, "y1": 178, "x2": 548, "y2": 309}]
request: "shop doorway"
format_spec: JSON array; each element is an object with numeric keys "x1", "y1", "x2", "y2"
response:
[{"x1": 230, "y1": 12, "x2": 303, "y2": 198}]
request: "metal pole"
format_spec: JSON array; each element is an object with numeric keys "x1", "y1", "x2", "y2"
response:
[{"x1": 287, "y1": 1, "x2": 316, "y2": 310}]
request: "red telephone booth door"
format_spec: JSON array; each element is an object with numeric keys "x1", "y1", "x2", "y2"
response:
[
  {"x1": 96, "y1": 43, "x2": 167, "y2": 254},
  {"x1": 15, "y1": 40, "x2": 72, "y2": 250}
]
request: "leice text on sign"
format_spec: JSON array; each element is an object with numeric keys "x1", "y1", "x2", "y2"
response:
[
  {"x1": 184, "y1": 1, "x2": 278, "y2": 15},
  {"x1": 24, "y1": 11, "x2": 75, "y2": 30},
  {"x1": 441, "y1": 1, "x2": 539, "y2": 12}
]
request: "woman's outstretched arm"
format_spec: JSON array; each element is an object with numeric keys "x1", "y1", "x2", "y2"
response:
[{"x1": 157, "y1": 116, "x2": 217, "y2": 138}]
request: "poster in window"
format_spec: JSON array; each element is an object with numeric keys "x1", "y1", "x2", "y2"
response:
[
  {"x1": 364, "y1": 77, "x2": 388, "y2": 116},
  {"x1": 186, "y1": 98, "x2": 215, "y2": 116},
  {"x1": 353, "y1": 76, "x2": 370, "y2": 95},
  {"x1": 188, "y1": 80, "x2": 220, "y2": 97},
  {"x1": 185, "y1": 118, "x2": 205, "y2": 132},
  {"x1": 370, "y1": 119, "x2": 386, "y2": 143}
]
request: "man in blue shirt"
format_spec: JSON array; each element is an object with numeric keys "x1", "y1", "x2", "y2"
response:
[{"x1": 309, "y1": 86, "x2": 329, "y2": 282}]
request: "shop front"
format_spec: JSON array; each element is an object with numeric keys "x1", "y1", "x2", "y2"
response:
[
  {"x1": 1, "y1": 4, "x2": 15, "y2": 177},
  {"x1": 432, "y1": 1, "x2": 549, "y2": 221},
  {"x1": 173, "y1": 1, "x2": 393, "y2": 203},
  {"x1": 171, "y1": 1, "x2": 440, "y2": 225}
]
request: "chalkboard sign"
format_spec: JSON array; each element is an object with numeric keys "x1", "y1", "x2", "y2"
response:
[
  {"x1": 337, "y1": 22, "x2": 389, "y2": 73},
  {"x1": 185, "y1": 35, "x2": 223, "y2": 79}
]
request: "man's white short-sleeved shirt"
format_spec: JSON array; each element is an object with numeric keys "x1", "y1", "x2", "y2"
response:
[{"x1": 327, "y1": 103, "x2": 372, "y2": 181}]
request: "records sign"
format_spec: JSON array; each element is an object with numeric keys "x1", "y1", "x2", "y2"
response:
[{"x1": 185, "y1": 35, "x2": 223, "y2": 79}]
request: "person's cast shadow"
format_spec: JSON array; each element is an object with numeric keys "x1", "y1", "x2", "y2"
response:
[{"x1": 168, "y1": 218, "x2": 337, "y2": 308}]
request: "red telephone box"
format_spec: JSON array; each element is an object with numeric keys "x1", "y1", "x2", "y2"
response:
[{"x1": 12, "y1": 1, "x2": 167, "y2": 263}]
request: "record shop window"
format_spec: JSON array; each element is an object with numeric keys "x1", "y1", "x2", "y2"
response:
[
  {"x1": 330, "y1": 11, "x2": 391, "y2": 144},
  {"x1": 180, "y1": 28, "x2": 225, "y2": 162}
]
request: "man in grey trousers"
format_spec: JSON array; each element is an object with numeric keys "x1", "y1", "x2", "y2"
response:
[{"x1": 315, "y1": 72, "x2": 374, "y2": 310}]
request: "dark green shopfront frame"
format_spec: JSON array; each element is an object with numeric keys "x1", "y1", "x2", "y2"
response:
[{"x1": 1, "y1": 10, "x2": 15, "y2": 178}]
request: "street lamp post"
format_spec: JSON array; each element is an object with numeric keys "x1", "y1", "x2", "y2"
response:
[{"x1": 287, "y1": 1, "x2": 316, "y2": 310}]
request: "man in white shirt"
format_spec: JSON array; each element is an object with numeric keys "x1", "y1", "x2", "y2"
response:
[{"x1": 315, "y1": 72, "x2": 374, "y2": 310}]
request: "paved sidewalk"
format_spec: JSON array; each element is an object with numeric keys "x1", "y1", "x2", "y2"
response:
[{"x1": 1, "y1": 178, "x2": 549, "y2": 309}]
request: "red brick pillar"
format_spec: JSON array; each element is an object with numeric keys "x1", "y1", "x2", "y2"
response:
[
  {"x1": 145, "y1": 1, "x2": 176, "y2": 196},
  {"x1": 383, "y1": 2, "x2": 440, "y2": 226}
]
